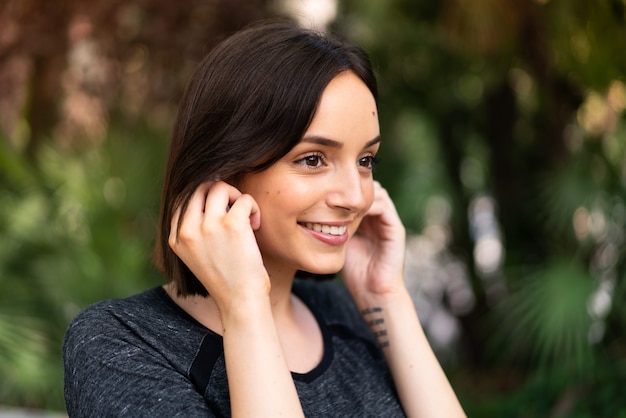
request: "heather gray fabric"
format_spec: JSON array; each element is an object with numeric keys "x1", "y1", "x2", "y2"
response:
[{"x1": 63, "y1": 280, "x2": 405, "y2": 417}]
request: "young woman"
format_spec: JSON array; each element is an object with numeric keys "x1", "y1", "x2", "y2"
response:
[{"x1": 63, "y1": 19, "x2": 465, "y2": 417}]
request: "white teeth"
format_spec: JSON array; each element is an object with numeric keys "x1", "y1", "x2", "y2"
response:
[{"x1": 304, "y1": 223, "x2": 347, "y2": 236}]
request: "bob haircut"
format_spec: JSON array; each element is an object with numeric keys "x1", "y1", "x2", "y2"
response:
[{"x1": 155, "y1": 19, "x2": 378, "y2": 297}]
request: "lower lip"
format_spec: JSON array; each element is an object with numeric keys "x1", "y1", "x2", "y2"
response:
[{"x1": 299, "y1": 224, "x2": 349, "y2": 246}]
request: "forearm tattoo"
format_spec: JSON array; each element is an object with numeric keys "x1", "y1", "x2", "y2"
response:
[{"x1": 361, "y1": 307, "x2": 389, "y2": 348}]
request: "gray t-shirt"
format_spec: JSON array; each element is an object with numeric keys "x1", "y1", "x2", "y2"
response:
[{"x1": 63, "y1": 279, "x2": 405, "y2": 417}]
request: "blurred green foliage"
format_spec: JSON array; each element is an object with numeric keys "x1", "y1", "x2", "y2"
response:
[
  {"x1": 336, "y1": 0, "x2": 626, "y2": 415},
  {"x1": 0, "y1": 126, "x2": 167, "y2": 409},
  {"x1": 1, "y1": 0, "x2": 626, "y2": 415}
]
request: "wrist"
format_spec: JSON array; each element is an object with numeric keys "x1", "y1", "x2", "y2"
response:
[
  {"x1": 351, "y1": 276, "x2": 410, "y2": 309},
  {"x1": 356, "y1": 287, "x2": 421, "y2": 352},
  {"x1": 209, "y1": 271, "x2": 271, "y2": 316},
  {"x1": 218, "y1": 292, "x2": 273, "y2": 331}
]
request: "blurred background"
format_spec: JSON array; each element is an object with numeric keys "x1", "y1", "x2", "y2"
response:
[{"x1": 1, "y1": 0, "x2": 625, "y2": 416}]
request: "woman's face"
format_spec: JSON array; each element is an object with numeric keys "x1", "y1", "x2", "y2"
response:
[{"x1": 238, "y1": 71, "x2": 380, "y2": 277}]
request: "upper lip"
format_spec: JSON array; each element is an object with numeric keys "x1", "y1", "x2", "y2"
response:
[{"x1": 298, "y1": 220, "x2": 352, "y2": 226}]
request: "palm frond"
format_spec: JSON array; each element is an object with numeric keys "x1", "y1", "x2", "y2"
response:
[{"x1": 500, "y1": 260, "x2": 595, "y2": 372}]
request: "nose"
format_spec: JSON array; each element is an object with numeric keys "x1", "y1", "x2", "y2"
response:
[{"x1": 326, "y1": 165, "x2": 372, "y2": 213}]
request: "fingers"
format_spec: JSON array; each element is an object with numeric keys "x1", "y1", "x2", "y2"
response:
[
  {"x1": 204, "y1": 181, "x2": 243, "y2": 218},
  {"x1": 366, "y1": 181, "x2": 395, "y2": 217},
  {"x1": 169, "y1": 182, "x2": 213, "y2": 248},
  {"x1": 169, "y1": 181, "x2": 260, "y2": 249},
  {"x1": 227, "y1": 194, "x2": 262, "y2": 230},
  {"x1": 204, "y1": 181, "x2": 261, "y2": 230},
  {"x1": 356, "y1": 181, "x2": 405, "y2": 245}
]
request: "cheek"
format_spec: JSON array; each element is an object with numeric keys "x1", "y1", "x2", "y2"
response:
[
  {"x1": 255, "y1": 188, "x2": 293, "y2": 223},
  {"x1": 364, "y1": 182, "x2": 375, "y2": 211}
]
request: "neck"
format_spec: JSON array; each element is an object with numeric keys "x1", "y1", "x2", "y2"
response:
[
  {"x1": 165, "y1": 264, "x2": 299, "y2": 333},
  {"x1": 264, "y1": 262, "x2": 298, "y2": 318}
]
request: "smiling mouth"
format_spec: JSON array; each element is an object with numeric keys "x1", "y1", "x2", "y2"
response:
[{"x1": 301, "y1": 222, "x2": 347, "y2": 236}]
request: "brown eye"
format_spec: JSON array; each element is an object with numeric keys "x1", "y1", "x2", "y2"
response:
[
  {"x1": 304, "y1": 155, "x2": 322, "y2": 167},
  {"x1": 296, "y1": 152, "x2": 325, "y2": 169},
  {"x1": 358, "y1": 155, "x2": 379, "y2": 169}
]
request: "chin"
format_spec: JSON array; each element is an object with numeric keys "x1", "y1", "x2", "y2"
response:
[
  {"x1": 290, "y1": 250, "x2": 347, "y2": 281},
  {"x1": 295, "y1": 259, "x2": 343, "y2": 281},
  {"x1": 295, "y1": 270, "x2": 338, "y2": 281}
]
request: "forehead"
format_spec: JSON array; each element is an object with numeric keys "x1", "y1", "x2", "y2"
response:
[{"x1": 304, "y1": 72, "x2": 379, "y2": 142}]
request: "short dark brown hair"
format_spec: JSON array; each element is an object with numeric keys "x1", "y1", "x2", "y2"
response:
[{"x1": 154, "y1": 19, "x2": 378, "y2": 296}]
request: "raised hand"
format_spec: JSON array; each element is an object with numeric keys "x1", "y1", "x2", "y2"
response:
[
  {"x1": 168, "y1": 181, "x2": 270, "y2": 312},
  {"x1": 169, "y1": 181, "x2": 306, "y2": 417},
  {"x1": 341, "y1": 181, "x2": 407, "y2": 299}
]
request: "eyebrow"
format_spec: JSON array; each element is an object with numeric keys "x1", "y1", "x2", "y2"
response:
[{"x1": 301, "y1": 135, "x2": 381, "y2": 149}]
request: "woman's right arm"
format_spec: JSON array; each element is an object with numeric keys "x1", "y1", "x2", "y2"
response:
[
  {"x1": 220, "y1": 296, "x2": 303, "y2": 417},
  {"x1": 169, "y1": 181, "x2": 304, "y2": 418}
]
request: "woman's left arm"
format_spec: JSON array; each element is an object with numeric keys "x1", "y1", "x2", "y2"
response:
[{"x1": 342, "y1": 182, "x2": 466, "y2": 418}]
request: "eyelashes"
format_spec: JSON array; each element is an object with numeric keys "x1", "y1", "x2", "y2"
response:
[
  {"x1": 298, "y1": 152, "x2": 325, "y2": 168},
  {"x1": 294, "y1": 153, "x2": 380, "y2": 170},
  {"x1": 359, "y1": 155, "x2": 380, "y2": 169}
]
